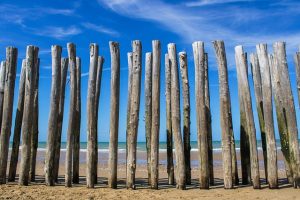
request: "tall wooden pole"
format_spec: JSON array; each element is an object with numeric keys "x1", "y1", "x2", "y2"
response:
[
  {"x1": 250, "y1": 53, "x2": 268, "y2": 182},
  {"x1": 86, "y1": 43, "x2": 98, "y2": 188},
  {"x1": 256, "y1": 44, "x2": 278, "y2": 189},
  {"x1": 204, "y1": 53, "x2": 214, "y2": 186},
  {"x1": 19, "y1": 46, "x2": 38, "y2": 186},
  {"x1": 273, "y1": 42, "x2": 300, "y2": 188},
  {"x1": 168, "y1": 43, "x2": 186, "y2": 190},
  {"x1": 0, "y1": 61, "x2": 6, "y2": 132},
  {"x1": 235, "y1": 46, "x2": 260, "y2": 189},
  {"x1": 8, "y1": 59, "x2": 25, "y2": 182},
  {"x1": 73, "y1": 57, "x2": 81, "y2": 184},
  {"x1": 66, "y1": 43, "x2": 77, "y2": 187},
  {"x1": 145, "y1": 52, "x2": 152, "y2": 185},
  {"x1": 165, "y1": 53, "x2": 174, "y2": 185},
  {"x1": 0, "y1": 47, "x2": 17, "y2": 184},
  {"x1": 212, "y1": 41, "x2": 233, "y2": 189},
  {"x1": 294, "y1": 52, "x2": 300, "y2": 108},
  {"x1": 30, "y1": 57, "x2": 40, "y2": 182},
  {"x1": 192, "y1": 42, "x2": 209, "y2": 189},
  {"x1": 126, "y1": 40, "x2": 142, "y2": 189},
  {"x1": 53, "y1": 58, "x2": 68, "y2": 182},
  {"x1": 45, "y1": 45, "x2": 62, "y2": 186},
  {"x1": 108, "y1": 42, "x2": 120, "y2": 189},
  {"x1": 126, "y1": 52, "x2": 133, "y2": 169},
  {"x1": 150, "y1": 40, "x2": 161, "y2": 189},
  {"x1": 179, "y1": 51, "x2": 191, "y2": 185}
]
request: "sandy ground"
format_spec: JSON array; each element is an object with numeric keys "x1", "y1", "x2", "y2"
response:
[{"x1": 0, "y1": 150, "x2": 299, "y2": 200}]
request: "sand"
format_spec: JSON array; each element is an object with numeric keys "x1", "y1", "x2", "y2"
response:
[{"x1": 0, "y1": 150, "x2": 300, "y2": 200}]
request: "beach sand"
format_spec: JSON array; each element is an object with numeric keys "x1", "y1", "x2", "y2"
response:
[{"x1": 0, "y1": 149, "x2": 299, "y2": 199}]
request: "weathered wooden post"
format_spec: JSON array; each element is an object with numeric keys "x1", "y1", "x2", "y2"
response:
[
  {"x1": 0, "y1": 47, "x2": 17, "y2": 184},
  {"x1": 204, "y1": 53, "x2": 214, "y2": 185},
  {"x1": 235, "y1": 46, "x2": 260, "y2": 189},
  {"x1": 108, "y1": 42, "x2": 120, "y2": 189},
  {"x1": 192, "y1": 42, "x2": 209, "y2": 189},
  {"x1": 145, "y1": 52, "x2": 152, "y2": 185},
  {"x1": 0, "y1": 61, "x2": 6, "y2": 131},
  {"x1": 150, "y1": 40, "x2": 161, "y2": 189},
  {"x1": 168, "y1": 43, "x2": 186, "y2": 190},
  {"x1": 30, "y1": 57, "x2": 40, "y2": 182},
  {"x1": 250, "y1": 53, "x2": 268, "y2": 182},
  {"x1": 45, "y1": 45, "x2": 62, "y2": 186},
  {"x1": 256, "y1": 44, "x2": 278, "y2": 189},
  {"x1": 8, "y1": 59, "x2": 25, "y2": 182},
  {"x1": 294, "y1": 51, "x2": 300, "y2": 107},
  {"x1": 66, "y1": 43, "x2": 77, "y2": 187},
  {"x1": 273, "y1": 42, "x2": 300, "y2": 188},
  {"x1": 126, "y1": 52, "x2": 133, "y2": 165},
  {"x1": 53, "y1": 58, "x2": 68, "y2": 182},
  {"x1": 73, "y1": 57, "x2": 81, "y2": 184},
  {"x1": 165, "y1": 53, "x2": 174, "y2": 185},
  {"x1": 126, "y1": 40, "x2": 142, "y2": 189},
  {"x1": 19, "y1": 46, "x2": 38, "y2": 186},
  {"x1": 212, "y1": 41, "x2": 233, "y2": 189},
  {"x1": 179, "y1": 51, "x2": 191, "y2": 185},
  {"x1": 93, "y1": 56, "x2": 104, "y2": 184},
  {"x1": 87, "y1": 43, "x2": 98, "y2": 188}
]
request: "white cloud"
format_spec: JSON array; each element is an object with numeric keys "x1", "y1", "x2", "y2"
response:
[
  {"x1": 81, "y1": 22, "x2": 120, "y2": 37},
  {"x1": 31, "y1": 26, "x2": 81, "y2": 39},
  {"x1": 185, "y1": 0, "x2": 254, "y2": 7}
]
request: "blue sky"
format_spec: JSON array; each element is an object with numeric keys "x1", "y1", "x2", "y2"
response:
[{"x1": 0, "y1": 0, "x2": 300, "y2": 142}]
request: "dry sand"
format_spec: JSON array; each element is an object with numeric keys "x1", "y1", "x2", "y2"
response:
[{"x1": 0, "y1": 150, "x2": 299, "y2": 200}]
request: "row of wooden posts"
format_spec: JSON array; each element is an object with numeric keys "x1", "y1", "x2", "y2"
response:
[{"x1": 0, "y1": 40, "x2": 299, "y2": 190}]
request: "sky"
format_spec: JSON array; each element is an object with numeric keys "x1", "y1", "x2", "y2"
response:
[{"x1": 0, "y1": 0, "x2": 300, "y2": 143}]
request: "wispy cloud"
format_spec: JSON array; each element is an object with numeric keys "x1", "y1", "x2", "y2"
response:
[
  {"x1": 81, "y1": 22, "x2": 120, "y2": 37},
  {"x1": 31, "y1": 26, "x2": 82, "y2": 39},
  {"x1": 185, "y1": 0, "x2": 254, "y2": 7}
]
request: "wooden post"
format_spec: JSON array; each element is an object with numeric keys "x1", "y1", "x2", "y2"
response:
[
  {"x1": 235, "y1": 46, "x2": 260, "y2": 189},
  {"x1": 73, "y1": 57, "x2": 81, "y2": 184},
  {"x1": 45, "y1": 45, "x2": 62, "y2": 186},
  {"x1": 87, "y1": 43, "x2": 98, "y2": 188},
  {"x1": 179, "y1": 51, "x2": 191, "y2": 186},
  {"x1": 145, "y1": 52, "x2": 152, "y2": 185},
  {"x1": 294, "y1": 52, "x2": 300, "y2": 108},
  {"x1": 0, "y1": 61, "x2": 6, "y2": 132},
  {"x1": 256, "y1": 44, "x2": 278, "y2": 189},
  {"x1": 108, "y1": 42, "x2": 120, "y2": 189},
  {"x1": 53, "y1": 58, "x2": 68, "y2": 182},
  {"x1": 212, "y1": 41, "x2": 233, "y2": 189},
  {"x1": 30, "y1": 57, "x2": 40, "y2": 182},
  {"x1": 0, "y1": 47, "x2": 17, "y2": 184},
  {"x1": 273, "y1": 42, "x2": 300, "y2": 188},
  {"x1": 192, "y1": 42, "x2": 209, "y2": 189},
  {"x1": 126, "y1": 52, "x2": 133, "y2": 168},
  {"x1": 168, "y1": 43, "x2": 186, "y2": 190},
  {"x1": 66, "y1": 43, "x2": 77, "y2": 187},
  {"x1": 7, "y1": 59, "x2": 25, "y2": 182},
  {"x1": 165, "y1": 53, "x2": 174, "y2": 185},
  {"x1": 126, "y1": 40, "x2": 142, "y2": 189},
  {"x1": 19, "y1": 46, "x2": 38, "y2": 186},
  {"x1": 150, "y1": 40, "x2": 161, "y2": 189},
  {"x1": 250, "y1": 53, "x2": 268, "y2": 182},
  {"x1": 204, "y1": 53, "x2": 214, "y2": 185}
]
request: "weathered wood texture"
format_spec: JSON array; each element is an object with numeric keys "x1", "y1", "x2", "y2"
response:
[
  {"x1": 192, "y1": 42, "x2": 209, "y2": 189},
  {"x1": 108, "y1": 42, "x2": 120, "y2": 189},
  {"x1": 165, "y1": 53, "x2": 174, "y2": 185},
  {"x1": 126, "y1": 52, "x2": 133, "y2": 168},
  {"x1": 235, "y1": 46, "x2": 260, "y2": 189},
  {"x1": 295, "y1": 52, "x2": 300, "y2": 107},
  {"x1": 19, "y1": 46, "x2": 38, "y2": 186},
  {"x1": 250, "y1": 53, "x2": 268, "y2": 182},
  {"x1": 256, "y1": 44, "x2": 278, "y2": 189},
  {"x1": 66, "y1": 43, "x2": 77, "y2": 187},
  {"x1": 73, "y1": 57, "x2": 81, "y2": 184},
  {"x1": 212, "y1": 41, "x2": 233, "y2": 189},
  {"x1": 179, "y1": 51, "x2": 191, "y2": 186},
  {"x1": 8, "y1": 59, "x2": 25, "y2": 182},
  {"x1": 0, "y1": 61, "x2": 6, "y2": 133},
  {"x1": 204, "y1": 53, "x2": 214, "y2": 186},
  {"x1": 86, "y1": 43, "x2": 98, "y2": 188},
  {"x1": 30, "y1": 57, "x2": 40, "y2": 182},
  {"x1": 273, "y1": 42, "x2": 300, "y2": 188},
  {"x1": 145, "y1": 52, "x2": 152, "y2": 185},
  {"x1": 45, "y1": 45, "x2": 62, "y2": 186},
  {"x1": 126, "y1": 40, "x2": 142, "y2": 189},
  {"x1": 54, "y1": 58, "x2": 68, "y2": 182},
  {"x1": 150, "y1": 40, "x2": 161, "y2": 189},
  {"x1": 168, "y1": 43, "x2": 186, "y2": 190}
]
